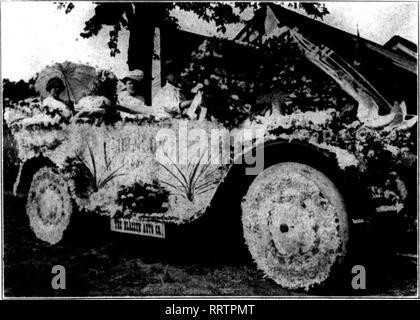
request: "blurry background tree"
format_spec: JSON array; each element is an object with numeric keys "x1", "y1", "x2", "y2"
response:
[
  {"x1": 57, "y1": 2, "x2": 328, "y2": 105},
  {"x1": 3, "y1": 76, "x2": 37, "y2": 105}
]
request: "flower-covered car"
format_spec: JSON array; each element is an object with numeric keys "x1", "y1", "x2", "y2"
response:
[
  {"x1": 3, "y1": 7, "x2": 417, "y2": 290},
  {"x1": 4, "y1": 92, "x2": 416, "y2": 291}
]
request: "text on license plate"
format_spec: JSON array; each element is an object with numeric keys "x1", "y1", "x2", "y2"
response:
[{"x1": 110, "y1": 218, "x2": 165, "y2": 239}]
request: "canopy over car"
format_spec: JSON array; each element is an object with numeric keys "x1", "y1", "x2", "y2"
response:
[{"x1": 235, "y1": 4, "x2": 417, "y2": 116}]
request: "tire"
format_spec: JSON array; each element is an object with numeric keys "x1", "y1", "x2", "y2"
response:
[
  {"x1": 26, "y1": 167, "x2": 73, "y2": 245},
  {"x1": 241, "y1": 162, "x2": 349, "y2": 290}
]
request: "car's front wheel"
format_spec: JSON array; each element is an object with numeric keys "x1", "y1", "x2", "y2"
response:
[
  {"x1": 26, "y1": 167, "x2": 73, "y2": 245},
  {"x1": 241, "y1": 162, "x2": 349, "y2": 290}
]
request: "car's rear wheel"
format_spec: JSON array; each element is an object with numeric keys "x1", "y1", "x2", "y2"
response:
[
  {"x1": 241, "y1": 162, "x2": 349, "y2": 290},
  {"x1": 26, "y1": 167, "x2": 73, "y2": 245}
]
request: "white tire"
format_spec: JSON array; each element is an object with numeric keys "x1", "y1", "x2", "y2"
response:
[
  {"x1": 26, "y1": 167, "x2": 73, "y2": 245},
  {"x1": 242, "y1": 162, "x2": 349, "y2": 290}
]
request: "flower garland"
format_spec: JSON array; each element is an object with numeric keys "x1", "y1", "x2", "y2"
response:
[
  {"x1": 115, "y1": 180, "x2": 170, "y2": 215},
  {"x1": 248, "y1": 108, "x2": 416, "y2": 216}
]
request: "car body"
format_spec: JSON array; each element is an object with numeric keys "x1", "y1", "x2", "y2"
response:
[{"x1": 3, "y1": 4, "x2": 417, "y2": 290}]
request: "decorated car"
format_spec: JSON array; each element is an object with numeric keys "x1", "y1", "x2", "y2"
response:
[{"x1": 3, "y1": 5, "x2": 417, "y2": 291}]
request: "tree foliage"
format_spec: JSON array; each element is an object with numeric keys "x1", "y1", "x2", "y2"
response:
[
  {"x1": 3, "y1": 77, "x2": 37, "y2": 104},
  {"x1": 178, "y1": 35, "x2": 355, "y2": 128},
  {"x1": 57, "y1": 2, "x2": 329, "y2": 104},
  {"x1": 58, "y1": 2, "x2": 328, "y2": 58}
]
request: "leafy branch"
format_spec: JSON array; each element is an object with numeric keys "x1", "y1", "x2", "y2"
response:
[
  {"x1": 65, "y1": 141, "x2": 125, "y2": 197},
  {"x1": 158, "y1": 149, "x2": 220, "y2": 201}
]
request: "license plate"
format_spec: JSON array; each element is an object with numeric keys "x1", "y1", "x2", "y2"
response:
[{"x1": 110, "y1": 218, "x2": 165, "y2": 239}]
